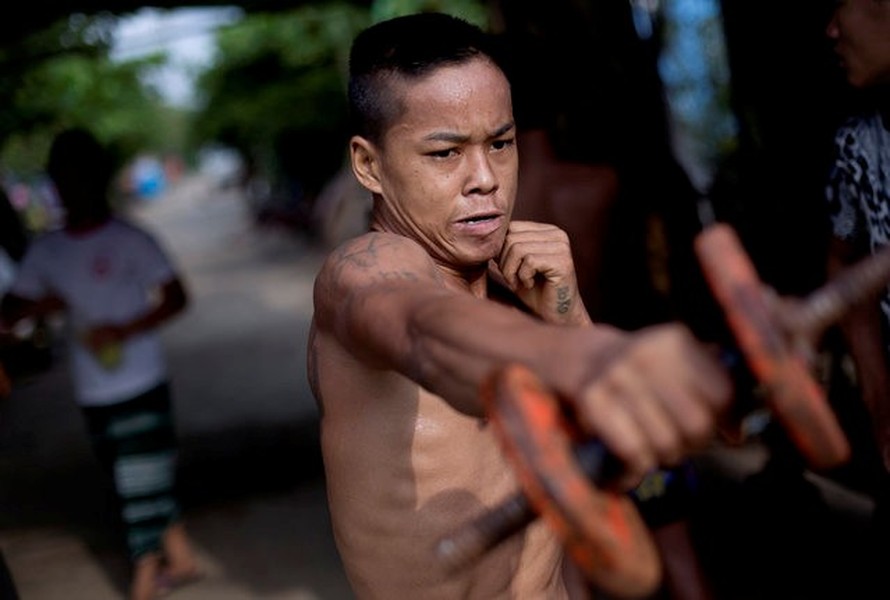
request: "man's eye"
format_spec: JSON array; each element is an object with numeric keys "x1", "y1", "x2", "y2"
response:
[
  {"x1": 492, "y1": 138, "x2": 515, "y2": 151},
  {"x1": 429, "y1": 149, "x2": 457, "y2": 158}
]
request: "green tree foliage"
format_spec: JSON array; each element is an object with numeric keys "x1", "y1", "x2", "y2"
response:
[
  {"x1": 193, "y1": 0, "x2": 488, "y2": 206},
  {"x1": 192, "y1": 2, "x2": 369, "y2": 203},
  {"x1": 1, "y1": 0, "x2": 489, "y2": 203},
  {"x1": 371, "y1": 0, "x2": 488, "y2": 26},
  {"x1": 0, "y1": 14, "x2": 184, "y2": 179}
]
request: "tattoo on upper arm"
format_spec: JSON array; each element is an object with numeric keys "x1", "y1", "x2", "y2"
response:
[
  {"x1": 334, "y1": 236, "x2": 426, "y2": 288},
  {"x1": 375, "y1": 270, "x2": 420, "y2": 283},
  {"x1": 324, "y1": 236, "x2": 435, "y2": 328}
]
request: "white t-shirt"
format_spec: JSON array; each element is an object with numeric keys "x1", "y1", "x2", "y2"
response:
[{"x1": 11, "y1": 218, "x2": 176, "y2": 406}]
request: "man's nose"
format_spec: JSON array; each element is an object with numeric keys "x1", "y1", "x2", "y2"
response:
[{"x1": 464, "y1": 149, "x2": 498, "y2": 195}]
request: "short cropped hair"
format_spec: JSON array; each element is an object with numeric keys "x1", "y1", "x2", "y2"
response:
[
  {"x1": 47, "y1": 127, "x2": 114, "y2": 216},
  {"x1": 47, "y1": 128, "x2": 113, "y2": 191},
  {"x1": 347, "y1": 12, "x2": 502, "y2": 144}
]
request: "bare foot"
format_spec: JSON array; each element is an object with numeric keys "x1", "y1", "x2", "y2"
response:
[
  {"x1": 155, "y1": 570, "x2": 205, "y2": 596},
  {"x1": 130, "y1": 554, "x2": 162, "y2": 600},
  {"x1": 162, "y1": 523, "x2": 202, "y2": 580}
]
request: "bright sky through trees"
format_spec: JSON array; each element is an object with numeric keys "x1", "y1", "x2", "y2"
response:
[
  {"x1": 658, "y1": 0, "x2": 737, "y2": 194},
  {"x1": 110, "y1": 6, "x2": 242, "y2": 107}
]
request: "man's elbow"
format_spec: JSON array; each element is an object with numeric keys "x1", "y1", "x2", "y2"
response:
[
  {"x1": 160, "y1": 279, "x2": 189, "y2": 317},
  {"x1": 173, "y1": 282, "x2": 189, "y2": 312}
]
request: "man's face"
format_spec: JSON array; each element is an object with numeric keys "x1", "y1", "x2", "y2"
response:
[
  {"x1": 361, "y1": 57, "x2": 517, "y2": 270},
  {"x1": 827, "y1": 0, "x2": 890, "y2": 88}
]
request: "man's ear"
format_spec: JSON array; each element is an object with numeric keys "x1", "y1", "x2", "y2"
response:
[{"x1": 350, "y1": 135, "x2": 383, "y2": 195}]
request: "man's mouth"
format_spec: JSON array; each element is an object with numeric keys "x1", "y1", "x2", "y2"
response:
[{"x1": 458, "y1": 213, "x2": 498, "y2": 224}]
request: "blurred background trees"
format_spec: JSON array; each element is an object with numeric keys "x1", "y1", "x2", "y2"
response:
[
  {"x1": 0, "y1": 0, "x2": 751, "y2": 234},
  {"x1": 0, "y1": 0, "x2": 488, "y2": 233},
  {"x1": 0, "y1": 0, "x2": 847, "y2": 319},
  {"x1": 0, "y1": 15, "x2": 175, "y2": 177}
]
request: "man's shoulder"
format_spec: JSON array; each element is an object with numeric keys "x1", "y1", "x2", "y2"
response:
[
  {"x1": 316, "y1": 231, "x2": 440, "y2": 298},
  {"x1": 336, "y1": 229, "x2": 420, "y2": 251},
  {"x1": 323, "y1": 231, "x2": 428, "y2": 271},
  {"x1": 836, "y1": 110, "x2": 884, "y2": 138}
]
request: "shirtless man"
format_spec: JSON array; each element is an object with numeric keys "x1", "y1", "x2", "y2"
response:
[{"x1": 308, "y1": 12, "x2": 732, "y2": 599}]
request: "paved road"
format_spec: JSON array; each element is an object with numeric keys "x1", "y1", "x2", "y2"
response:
[{"x1": 0, "y1": 174, "x2": 354, "y2": 599}]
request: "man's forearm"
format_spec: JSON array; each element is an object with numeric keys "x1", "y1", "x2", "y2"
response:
[
  {"x1": 120, "y1": 279, "x2": 188, "y2": 338},
  {"x1": 344, "y1": 284, "x2": 621, "y2": 417},
  {"x1": 840, "y1": 303, "x2": 890, "y2": 412}
]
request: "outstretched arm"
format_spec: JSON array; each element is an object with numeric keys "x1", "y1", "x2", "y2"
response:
[
  {"x1": 828, "y1": 236, "x2": 890, "y2": 470},
  {"x1": 314, "y1": 231, "x2": 732, "y2": 486},
  {"x1": 314, "y1": 231, "x2": 586, "y2": 412}
]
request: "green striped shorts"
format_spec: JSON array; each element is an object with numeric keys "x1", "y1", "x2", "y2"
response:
[{"x1": 82, "y1": 382, "x2": 181, "y2": 560}]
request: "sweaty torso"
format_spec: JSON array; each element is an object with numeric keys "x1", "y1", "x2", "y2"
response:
[{"x1": 309, "y1": 322, "x2": 571, "y2": 599}]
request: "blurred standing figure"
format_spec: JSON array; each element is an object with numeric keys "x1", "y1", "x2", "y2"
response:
[
  {"x1": 0, "y1": 128, "x2": 201, "y2": 600},
  {"x1": 0, "y1": 316, "x2": 17, "y2": 600},
  {"x1": 0, "y1": 190, "x2": 20, "y2": 596},
  {"x1": 824, "y1": 0, "x2": 890, "y2": 473},
  {"x1": 0, "y1": 184, "x2": 28, "y2": 264},
  {"x1": 497, "y1": 30, "x2": 620, "y2": 319},
  {"x1": 0, "y1": 185, "x2": 21, "y2": 404}
]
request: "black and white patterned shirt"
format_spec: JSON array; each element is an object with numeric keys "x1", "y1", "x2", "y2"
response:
[{"x1": 826, "y1": 110, "x2": 890, "y2": 328}]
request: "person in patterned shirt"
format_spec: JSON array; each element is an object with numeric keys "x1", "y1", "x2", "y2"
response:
[{"x1": 824, "y1": 0, "x2": 890, "y2": 473}]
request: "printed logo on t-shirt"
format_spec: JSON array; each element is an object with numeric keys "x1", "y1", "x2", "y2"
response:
[{"x1": 92, "y1": 255, "x2": 112, "y2": 279}]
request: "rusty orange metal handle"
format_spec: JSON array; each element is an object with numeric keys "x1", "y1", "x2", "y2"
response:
[
  {"x1": 694, "y1": 224, "x2": 850, "y2": 469},
  {"x1": 438, "y1": 222, "x2": 859, "y2": 597},
  {"x1": 480, "y1": 364, "x2": 661, "y2": 599}
]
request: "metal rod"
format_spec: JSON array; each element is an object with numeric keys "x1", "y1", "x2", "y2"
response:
[
  {"x1": 436, "y1": 441, "x2": 612, "y2": 571},
  {"x1": 788, "y1": 245, "x2": 890, "y2": 338}
]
